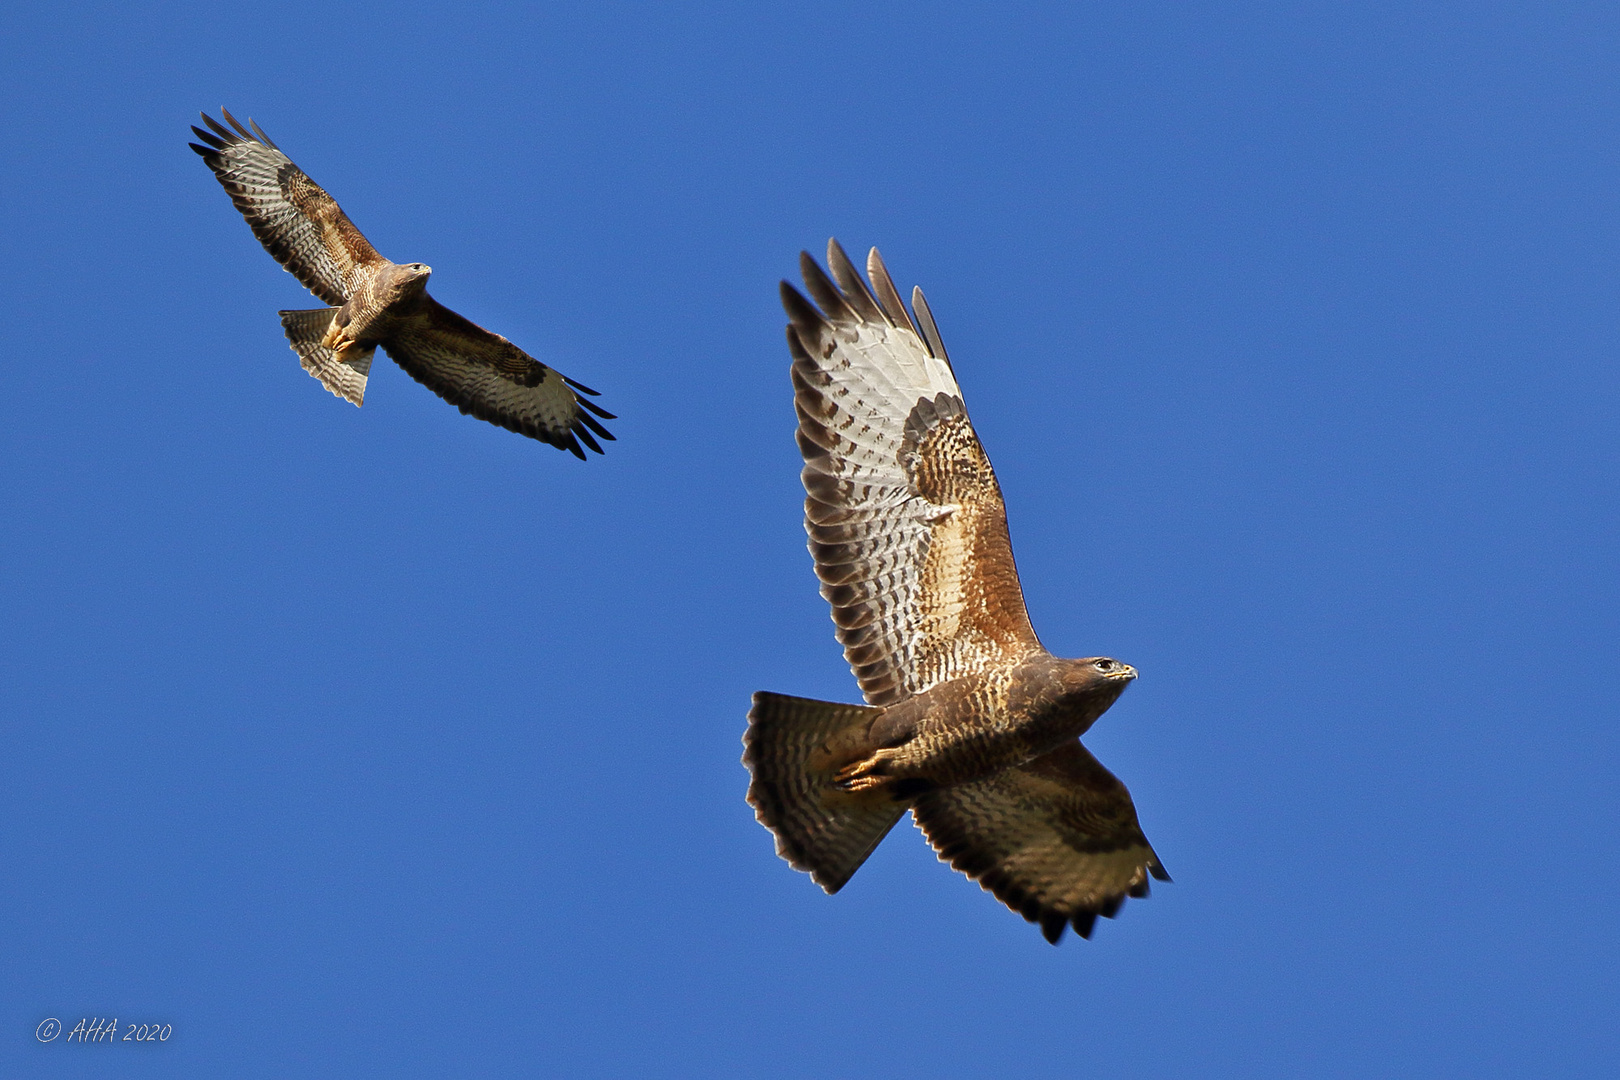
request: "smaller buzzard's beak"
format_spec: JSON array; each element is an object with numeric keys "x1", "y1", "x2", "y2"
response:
[{"x1": 1108, "y1": 664, "x2": 1138, "y2": 682}]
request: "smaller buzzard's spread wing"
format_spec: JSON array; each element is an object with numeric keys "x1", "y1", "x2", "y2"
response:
[
  {"x1": 786, "y1": 241, "x2": 1042, "y2": 706},
  {"x1": 383, "y1": 298, "x2": 615, "y2": 458},
  {"x1": 912, "y1": 740, "x2": 1168, "y2": 944},
  {"x1": 190, "y1": 109, "x2": 383, "y2": 307}
]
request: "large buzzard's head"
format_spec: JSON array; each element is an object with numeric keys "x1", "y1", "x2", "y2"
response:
[
  {"x1": 1049, "y1": 656, "x2": 1138, "y2": 725},
  {"x1": 1085, "y1": 657, "x2": 1137, "y2": 684}
]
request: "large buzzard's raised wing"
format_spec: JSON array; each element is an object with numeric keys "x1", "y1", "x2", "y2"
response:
[
  {"x1": 785, "y1": 241, "x2": 1043, "y2": 706},
  {"x1": 912, "y1": 740, "x2": 1169, "y2": 944},
  {"x1": 189, "y1": 109, "x2": 381, "y2": 307},
  {"x1": 385, "y1": 299, "x2": 614, "y2": 457}
]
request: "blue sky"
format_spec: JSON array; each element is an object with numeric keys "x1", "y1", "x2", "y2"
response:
[{"x1": 2, "y1": 2, "x2": 1617, "y2": 1076}]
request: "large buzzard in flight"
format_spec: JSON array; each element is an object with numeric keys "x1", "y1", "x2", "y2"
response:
[
  {"x1": 190, "y1": 110, "x2": 613, "y2": 458},
  {"x1": 744, "y1": 242, "x2": 1168, "y2": 944}
]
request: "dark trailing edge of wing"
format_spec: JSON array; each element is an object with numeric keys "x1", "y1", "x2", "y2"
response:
[
  {"x1": 382, "y1": 346, "x2": 615, "y2": 461},
  {"x1": 926, "y1": 826, "x2": 1162, "y2": 945}
]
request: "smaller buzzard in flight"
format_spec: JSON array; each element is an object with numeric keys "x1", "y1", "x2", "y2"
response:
[
  {"x1": 744, "y1": 241, "x2": 1168, "y2": 944},
  {"x1": 190, "y1": 109, "x2": 613, "y2": 458}
]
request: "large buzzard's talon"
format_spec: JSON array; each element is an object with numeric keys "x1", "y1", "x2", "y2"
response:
[{"x1": 833, "y1": 748, "x2": 901, "y2": 791}]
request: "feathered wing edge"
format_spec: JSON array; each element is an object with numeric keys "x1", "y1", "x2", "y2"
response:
[
  {"x1": 784, "y1": 240, "x2": 954, "y2": 369},
  {"x1": 912, "y1": 740, "x2": 1170, "y2": 945},
  {"x1": 383, "y1": 298, "x2": 615, "y2": 459},
  {"x1": 188, "y1": 108, "x2": 377, "y2": 308},
  {"x1": 782, "y1": 240, "x2": 1042, "y2": 704},
  {"x1": 778, "y1": 241, "x2": 959, "y2": 706}
]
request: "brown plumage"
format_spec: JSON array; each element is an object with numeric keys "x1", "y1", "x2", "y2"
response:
[
  {"x1": 189, "y1": 109, "x2": 614, "y2": 458},
  {"x1": 744, "y1": 241, "x2": 1168, "y2": 945}
]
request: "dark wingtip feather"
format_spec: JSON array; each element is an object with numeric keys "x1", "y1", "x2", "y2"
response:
[
  {"x1": 1072, "y1": 912, "x2": 1097, "y2": 939},
  {"x1": 1150, "y1": 862, "x2": 1172, "y2": 883},
  {"x1": 574, "y1": 424, "x2": 603, "y2": 455},
  {"x1": 578, "y1": 410, "x2": 615, "y2": 440},
  {"x1": 911, "y1": 285, "x2": 951, "y2": 365},
  {"x1": 826, "y1": 239, "x2": 883, "y2": 322},
  {"x1": 248, "y1": 117, "x2": 278, "y2": 150},
  {"x1": 780, "y1": 280, "x2": 826, "y2": 341},
  {"x1": 866, "y1": 247, "x2": 920, "y2": 334},
  {"x1": 562, "y1": 375, "x2": 601, "y2": 396},
  {"x1": 201, "y1": 111, "x2": 237, "y2": 142},
  {"x1": 799, "y1": 250, "x2": 853, "y2": 323},
  {"x1": 219, "y1": 107, "x2": 253, "y2": 141},
  {"x1": 1040, "y1": 912, "x2": 1068, "y2": 945},
  {"x1": 189, "y1": 125, "x2": 226, "y2": 150}
]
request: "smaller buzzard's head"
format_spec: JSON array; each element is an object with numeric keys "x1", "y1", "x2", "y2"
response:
[{"x1": 386, "y1": 262, "x2": 433, "y2": 300}]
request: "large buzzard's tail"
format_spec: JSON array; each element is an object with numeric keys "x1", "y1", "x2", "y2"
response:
[
  {"x1": 279, "y1": 307, "x2": 373, "y2": 406},
  {"x1": 743, "y1": 691, "x2": 908, "y2": 893}
]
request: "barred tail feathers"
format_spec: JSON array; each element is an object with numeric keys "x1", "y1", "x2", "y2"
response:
[
  {"x1": 278, "y1": 307, "x2": 372, "y2": 406},
  {"x1": 743, "y1": 691, "x2": 908, "y2": 893}
]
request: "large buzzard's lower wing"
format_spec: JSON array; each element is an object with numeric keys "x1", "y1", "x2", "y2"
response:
[
  {"x1": 786, "y1": 241, "x2": 1042, "y2": 706},
  {"x1": 911, "y1": 740, "x2": 1168, "y2": 944},
  {"x1": 383, "y1": 298, "x2": 615, "y2": 458},
  {"x1": 189, "y1": 109, "x2": 383, "y2": 307}
]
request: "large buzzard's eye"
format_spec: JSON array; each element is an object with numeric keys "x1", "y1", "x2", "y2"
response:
[{"x1": 1095, "y1": 659, "x2": 1114, "y2": 671}]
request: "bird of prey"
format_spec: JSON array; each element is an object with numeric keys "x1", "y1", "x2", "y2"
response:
[
  {"x1": 189, "y1": 109, "x2": 614, "y2": 458},
  {"x1": 744, "y1": 241, "x2": 1168, "y2": 944}
]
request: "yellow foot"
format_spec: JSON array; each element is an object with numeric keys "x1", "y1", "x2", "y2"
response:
[
  {"x1": 321, "y1": 325, "x2": 353, "y2": 353},
  {"x1": 834, "y1": 748, "x2": 902, "y2": 792}
]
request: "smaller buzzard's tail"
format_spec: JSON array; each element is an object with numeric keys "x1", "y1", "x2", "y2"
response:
[
  {"x1": 279, "y1": 308, "x2": 373, "y2": 406},
  {"x1": 743, "y1": 691, "x2": 908, "y2": 893}
]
